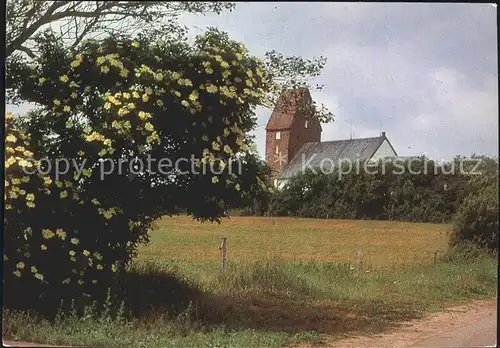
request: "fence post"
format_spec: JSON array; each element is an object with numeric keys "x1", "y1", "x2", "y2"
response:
[
  {"x1": 356, "y1": 249, "x2": 364, "y2": 272},
  {"x1": 434, "y1": 249, "x2": 439, "y2": 264},
  {"x1": 219, "y1": 237, "x2": 228, "y2": 270}
]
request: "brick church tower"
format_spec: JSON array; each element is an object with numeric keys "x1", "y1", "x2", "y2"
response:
[{"x1": 265, "y1": 88, "x2": 322, "y2": 185}]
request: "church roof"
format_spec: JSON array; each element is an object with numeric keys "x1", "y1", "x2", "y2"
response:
[{"x1": 277, "y1": 136, "x2": 396, "y2": 180}]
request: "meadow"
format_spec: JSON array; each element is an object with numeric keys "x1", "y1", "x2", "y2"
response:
[
  {"x1": 140, "y1": 216, "x2": 450, "y2": 268},
  {"x1": 4, "y1": 216, "x2": 497, "y2": 347}
]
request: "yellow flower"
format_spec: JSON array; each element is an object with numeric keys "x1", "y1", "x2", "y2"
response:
[
  {"x1": 212, "y1": 176, "x2": 219, "y2": 184},
  {"x1": 13, "y1": 270, "x2": 21, "y2": 277},
  {"x1": 70, "y1": 60, "x2": 81, "y2": 68},
  {"x1": 206, "y1": 84, "x2": 218, "y2": 93},
  {"x1": 16, "y1": 262, "x2": 25, "y2": 269},
  {"x1": 224, "y1": 145, "x2": 233, "y2": 154},
  {"x1": 83, "y1": 249, "x2": 90, "y2": 256},
  {"x1": 26, "y1": 193, "x2": 35, "y2": 201},
  {"x1": 63, "y1": 105, "x2": 71, "y2": 112},
  {"x1": 6, "y1": 134, "x2": 17, "y2": 143},
  {"x1": 212, "y1": 141, "x2": 220, "y2": 151},
  {"x1": 71, "y1": 238, "x2": 79, "y2": 245},
  {"x1": 144, "y1": 122, "x2": 154, "y2": 132},
  {"x1": 189, "y1": 91, "x2": 199, "y2": 102},
  {"x1": 156, "y1": 99, "x2": 164, "y2": 107},
  {"x1": 30, "y1": 266, "x2": 37, "y2": 273},
  {"x1": 69, "y1": 250, "x2": 76, "y2": 256},
  {"x1": 43, "y1": 177, "x2": 52, "y2": 185},
  {"x1": 34, "y1": 273, "x2": 44, "y2": 280},
  {"x1": 26, "y1": 202, "x2": 35, "y2": 208},
  {"x1": 62, "y1": 278, "x2": 71, "y2": 284},
  {"x1": 39, "y1": 77, "x2": 46, "y2": 84},
  {"x1": 41, "y1": 245, "x2": 47, "y2": 250},
  {"x1": 56, "y1": 229, "x2": 67, "y2": 240},
  {"x1": 97, "y1": 264, "x2": 103, "y2": 270},
  {"x1": 60, "y1": 190, "x2": 68, "y2": 199},
  {"x1": 54, "y1": 99, "x2": 61, "y2": 106},
  {"x1": 145, "y1": 87, "x2": 153, "y2": 95},
  {"x1": 78, "y1": 279, "x2": 84, "y2": 285},
  {"x1": 60, "y1": 75, "x2": 69, "y2": 83},
  {"x1": 71, "y1": 92, "x2": 78, "y2": 99},
  {"x1": 155, "y1": 73, "x2": 164, "y2": 81},
  {"x1": 181, "y1": 100, "x2": 189, "y2": 107},
  {"x1": 120, "y1": 69, "x2": 129, "y2": 77},
  {"x1": 138, "y1": 111, "x2": 150, "y2": 120},
  {"x1": 171, "y1": 71, "x2": 180, "y2": 80},
  {"x1": 101, "y1": 65, "x2": 110, "y2": 74},
  {"x1": 42, "y1": 229, "x2": 55, "y2": 239},
  {"x1": 131, "y1": 41, "x2": 140, "y2": 47},
  {"x1": 142, "y1": 94, "x2": 149, "y2": 102},
  {"x1": 235, "y1": 184, "x2": 241, "y2": 191},
  {"x1": 220, "y1": 61, "x2": 229, "y2": 69}
]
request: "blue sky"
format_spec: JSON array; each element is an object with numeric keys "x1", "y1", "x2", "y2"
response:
[
  {"x1": 180, "y1": 2, "x2": 498, "y2": 160},
  {"x1": 7, "y1": 3, "x2": 498, "y2": 161}
]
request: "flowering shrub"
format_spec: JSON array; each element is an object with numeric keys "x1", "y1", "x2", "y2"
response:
[
  {"x1": 5, "y1": 28, "x2": 326, "y2": 305},
  {"x1": 4, "y1": 28, "x2": 275, "y2": 300}
]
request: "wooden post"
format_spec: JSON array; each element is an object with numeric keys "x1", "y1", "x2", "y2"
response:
[
  {"x1": 219, "y1": 237, "x2": 228, "y2": 270},
  {"x1": 434, "y1": 250, "x2": 438, "y2": 264},
  {"x1": 356, "y1": 249, "x2": 364, "y2": 272}
]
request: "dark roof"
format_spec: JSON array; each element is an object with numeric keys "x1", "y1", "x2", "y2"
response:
[
  {"x1": 266, "y1": 88, "x2": 312, "y2": 131},
  {"x1": 277, "y1": 136, "x2": 391, "y2": 180}
]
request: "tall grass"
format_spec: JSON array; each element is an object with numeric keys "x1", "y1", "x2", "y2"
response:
[{"x1": 4, "y1": 245, "x2": 497, "y2": 347}]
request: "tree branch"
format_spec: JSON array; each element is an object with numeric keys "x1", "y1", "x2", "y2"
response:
[{"x1": 18, "y1": 45, "x2": 37, "y2": 59}]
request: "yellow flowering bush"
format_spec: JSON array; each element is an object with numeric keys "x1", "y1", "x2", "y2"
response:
[{"x1": 5, "y1": 28, "x2": 328, "y2": 305}]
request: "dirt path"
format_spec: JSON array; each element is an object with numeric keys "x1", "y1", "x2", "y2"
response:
[{"x1": 313, "y1": 298, "x2": 497, "y2": 348}]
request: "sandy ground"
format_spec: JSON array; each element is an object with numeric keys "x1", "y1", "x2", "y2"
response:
[
  {"x1": 317, "y1": 298, "x2": 497, "y2": 348},
  {"x1": 3, "y1": 299, "x2": 497, "y2": 347}
]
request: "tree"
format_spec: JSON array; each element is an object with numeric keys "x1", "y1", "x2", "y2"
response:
[
  {"x1": 6, "y1": 1, "x2": 235, "y2": 59},
  {"x1": 4, "y1": 7, "x2": 333, "y2": 309}
]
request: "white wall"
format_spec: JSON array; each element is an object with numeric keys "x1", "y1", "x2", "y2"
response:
[
  {"x1": 275, "y1": 179, "x2": 288, "y2": 190},
  {"x1": 371, "y1": 139, "x2": 397, "y2": 160}
]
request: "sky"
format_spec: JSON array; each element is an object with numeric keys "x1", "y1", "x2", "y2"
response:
[
  {"x1": 7, "y1": 3, "x2": 498, "y2": 161},
  {"x1": 179, "y1": 2, "x2": 498, "y2": 160}
]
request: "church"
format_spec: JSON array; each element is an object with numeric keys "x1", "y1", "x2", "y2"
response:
[{"x1": 265, "y1": 88, "x2": 398, "y2": 188}]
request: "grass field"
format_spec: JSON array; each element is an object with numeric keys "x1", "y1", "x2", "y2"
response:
[
  {"x1": 140, "y1": 216, "x2": 451, "y2": 268},
  {"x1": 4, "y1": 216, "x2": 497, "y2": 348}
]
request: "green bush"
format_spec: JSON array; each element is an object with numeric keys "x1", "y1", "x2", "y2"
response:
[
  {"x1": 3, "y1": 29, "x2": 275, "y2": 312},
  {"x1": 451, "y1": 179, "x2": 499, "y2": 251},
  {"x1": 265, "y1": 157, "x2": 498, "y2": 223}
]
